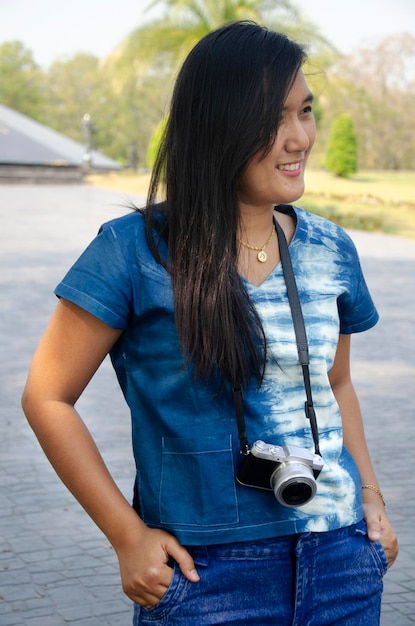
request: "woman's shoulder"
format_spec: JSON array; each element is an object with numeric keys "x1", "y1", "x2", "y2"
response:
[
  {"x1": 99, "y1": 208, "x2": 146, "y2": 238},
  {"x1": 97, "y1": 206, "x2": 169, "y2": 273},
  {"x1": 291, "y1": 205, "x2": 357, "y2": 253}
]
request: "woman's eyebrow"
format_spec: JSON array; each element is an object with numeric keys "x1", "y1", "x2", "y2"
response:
[{"x1": 283, "y1": 92, "x2": 314, "y2": 111}]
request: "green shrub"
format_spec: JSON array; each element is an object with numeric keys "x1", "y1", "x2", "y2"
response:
[
  {"x1": 325, "y1": 114, "x2": 358, "y2": 177},
  {"x1": 146, "y1": 116, "x2": 168, "y2": 171}
]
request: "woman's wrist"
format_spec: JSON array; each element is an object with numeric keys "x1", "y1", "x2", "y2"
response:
[
  {"x1": 362, "y1": 484, "x2": 386, "y2": 507},
  {"x1": 107, "y1": 507, "x2": 148, "y2": 552}
]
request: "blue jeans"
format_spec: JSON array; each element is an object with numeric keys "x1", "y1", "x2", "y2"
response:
[{"x1": 132, "y1": 520, "x2": 388, "y2": 625}]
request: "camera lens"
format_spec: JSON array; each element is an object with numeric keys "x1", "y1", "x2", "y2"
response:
[
  {"x1": 270, "y1": 462, "x2": 317, "y2": 507},
  {"x1": 280, "y1": 481, "x2": 313, "y2": 506}
]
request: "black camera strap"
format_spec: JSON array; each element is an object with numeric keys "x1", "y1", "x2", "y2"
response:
[{"x1": 233, "y1": 215, "x2": 321, "y2": 457}]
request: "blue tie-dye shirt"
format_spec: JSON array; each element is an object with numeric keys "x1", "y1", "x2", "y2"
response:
[{"x1": 55, "y1": 205, "x2": 378, "y2": 545}]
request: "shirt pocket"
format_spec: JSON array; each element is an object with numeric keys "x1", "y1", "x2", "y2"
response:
[{"x1": 159, "y1": 435, "x2": 239, "y2": 526}]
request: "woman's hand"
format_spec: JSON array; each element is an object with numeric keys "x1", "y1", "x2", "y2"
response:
[
  {"x1": 363, "y1": 502, "x2": 399, "y2": 568},
  {"x1": 115, "y1": 525, "x2": 200, "y2": 608}
]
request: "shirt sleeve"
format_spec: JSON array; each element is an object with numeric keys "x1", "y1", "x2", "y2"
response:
[
  {"x1": 337, "y1": 237, "x2": 379, "y2": 334},
  {"x1": 54, "y1": 222, "x2": 133, "y2": 329}
]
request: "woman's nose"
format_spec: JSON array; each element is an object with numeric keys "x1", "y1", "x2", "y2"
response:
[{"x1": 284, "y1": 119, "x2": 314, "y2": 153}]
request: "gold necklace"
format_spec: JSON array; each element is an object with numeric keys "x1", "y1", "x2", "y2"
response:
[{"x1": 238, "y1": 224, "x2": 274, "y2": 263}]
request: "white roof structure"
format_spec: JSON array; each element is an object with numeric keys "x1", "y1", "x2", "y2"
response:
[{"x1": 0, "y1": 104, "x2": 121, "y2": 169}]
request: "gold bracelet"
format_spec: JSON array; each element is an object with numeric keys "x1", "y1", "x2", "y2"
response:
[{"x1": 362, "y1": 484, "x2": 386, "y2": 507}]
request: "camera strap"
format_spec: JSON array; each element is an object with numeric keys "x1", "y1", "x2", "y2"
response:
[{"x1": 233, "y1": 214, "x2": 321, "y2": 457}]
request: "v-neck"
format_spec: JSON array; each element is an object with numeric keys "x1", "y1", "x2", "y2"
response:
[{"x1": 239, "y1": 205, "x2": 299, "y2": 290}]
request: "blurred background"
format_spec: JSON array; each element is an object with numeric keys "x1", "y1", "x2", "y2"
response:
[
  {"x1": 1, "y1": 3, "x2": 414, "y2": 624},
  {"x1": 0, "y1": 0, "x2": 413, "y2": 168},
  {"x1": 2, "y1": 0, "x2": 414, "y2": 236}
]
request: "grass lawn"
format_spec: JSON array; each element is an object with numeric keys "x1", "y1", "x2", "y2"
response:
[
  {"x1": 302, "y1": 170, "x2": 415, "y2": 239},
  {"x1": 86, "y1": 169, "x2": 415, "y2": 239}
]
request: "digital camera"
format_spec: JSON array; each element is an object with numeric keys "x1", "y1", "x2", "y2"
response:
[{"x1": 236, "y1": 440, "x2": 324, "y2": 508}]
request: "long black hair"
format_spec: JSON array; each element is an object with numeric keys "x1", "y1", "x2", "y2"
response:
[{"x1": 145, "y1": 21, "x2": 307, "y2": 388}]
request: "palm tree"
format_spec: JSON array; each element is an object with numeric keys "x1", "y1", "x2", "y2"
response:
[{"x1": 108, "y1": 0, "x2": 334, "y2": 81}]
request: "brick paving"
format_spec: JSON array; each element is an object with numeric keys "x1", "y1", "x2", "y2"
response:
[{"x1": 1, "y1": 184, "x2": 414, "y2": 625}]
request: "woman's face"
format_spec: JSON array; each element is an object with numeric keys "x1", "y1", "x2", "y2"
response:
[{"x1": 238, "y1": 70, "x2": 316, "y2": 210}]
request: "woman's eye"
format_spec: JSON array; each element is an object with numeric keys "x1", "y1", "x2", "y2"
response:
[{"x1": 302, "y1": 105, "x2": 313, "y2": 114}]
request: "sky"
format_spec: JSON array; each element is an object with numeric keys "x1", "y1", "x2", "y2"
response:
[{"x1": 1, "y1": 0, "x2": 414, "y2": 68}]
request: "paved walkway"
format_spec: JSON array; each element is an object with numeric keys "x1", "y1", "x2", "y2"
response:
[{"x1": 1, "y1": 184, "x2": 414, "y2": 625}]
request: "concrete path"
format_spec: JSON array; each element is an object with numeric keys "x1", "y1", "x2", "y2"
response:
[{"x1": 0, "y1": 184, "x2": 414, "y2": 625}]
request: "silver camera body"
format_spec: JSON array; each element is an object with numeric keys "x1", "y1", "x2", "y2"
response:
[{"x1": 236, "y1": 440, "x2": 324, "y2": 508}]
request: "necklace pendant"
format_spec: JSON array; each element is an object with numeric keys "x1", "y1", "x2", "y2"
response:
[{"x1": 257, "y1": 250, "x2": 267, "y2": 263}]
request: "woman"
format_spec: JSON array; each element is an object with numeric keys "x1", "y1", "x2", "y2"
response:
[{"x1": 22, "y1": 21, "x2": 398, "y2": 625}]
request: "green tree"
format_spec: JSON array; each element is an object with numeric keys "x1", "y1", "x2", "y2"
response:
[
  {"x1": 100, "y1": 55, "x2": 172, "y2": 165},
  {"x1": 325, "y1": 114, "x2": 358, "y2": 177},
  {"x1": 147, "y1": 115, "x2": 168, "y2": 170},
  {"x1": 314, "y1": 33, "x2": 415, "y2": 171},
  {"x1": 38, "y1": 50, "x2": 169, "y2": 164},
  {"x1": 0, "y1": 41, "x2": 44, "y2": 119},
  {"x1": 42, "y1": 53, "x2": 107, "y2": 143}
]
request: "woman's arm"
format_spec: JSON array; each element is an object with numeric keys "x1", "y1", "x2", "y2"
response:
[
  {"x1": 22, "y1": 299, "x2": 199, "y2": 607},
  {"x1": 329, "y1": 333, "x2": 399, "y2": 568}
]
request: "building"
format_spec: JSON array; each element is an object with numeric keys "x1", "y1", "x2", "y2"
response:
[{"x1": 0, "y1": 104, "x2": 121, "y2": 183}]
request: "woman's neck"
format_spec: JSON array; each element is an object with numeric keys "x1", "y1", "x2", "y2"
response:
[
  {"x1": 237, "y1": 205, "x2": 296, "y2": 287},
  {"x1": 237, "y1": 203, "x2": 276, "y2": 244}
]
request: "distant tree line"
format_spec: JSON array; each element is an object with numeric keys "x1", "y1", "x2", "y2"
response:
[
  {"x1": 313, "y1": 32, "x2": 415, "y2": 172},
  {"x1": 0, "y1": 0, "x2": 414, "y2": 173}
]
